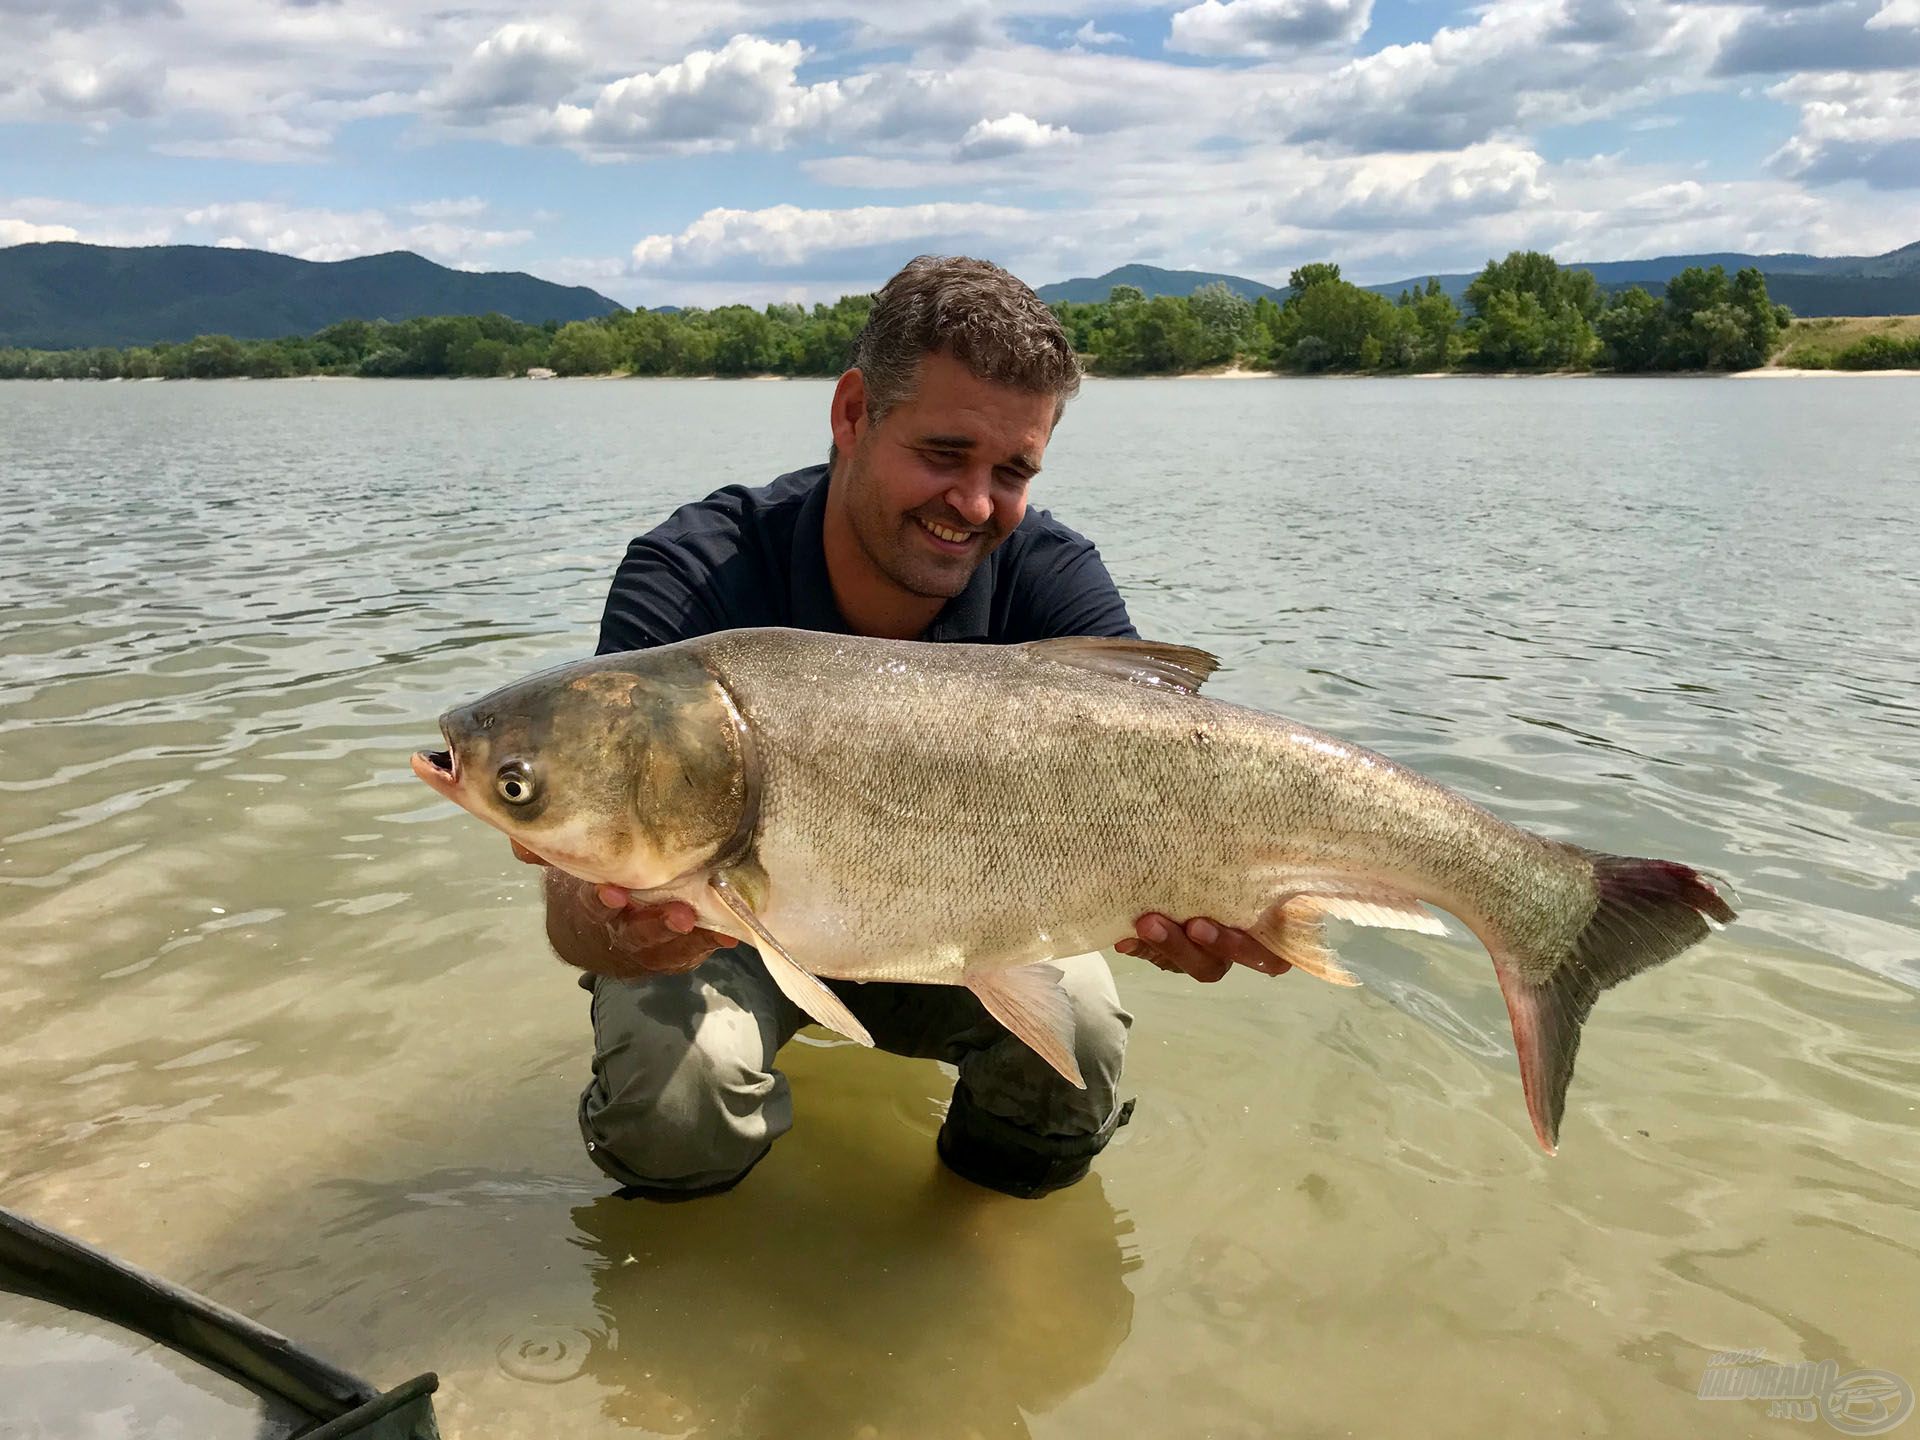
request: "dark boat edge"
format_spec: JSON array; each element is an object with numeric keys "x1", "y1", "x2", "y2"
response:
[{"x1": 0, "y1": 1204, "x2": 440, "y2": 1439}]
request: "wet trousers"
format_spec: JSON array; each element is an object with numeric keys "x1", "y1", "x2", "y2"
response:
[{"x1": 578, "y1": 946, "x2": 1132, "y2": 1199}]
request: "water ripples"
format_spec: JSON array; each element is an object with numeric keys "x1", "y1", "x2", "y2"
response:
[{"x1": 3, "y1": 376, "x2": 1917, "y2": 1438}]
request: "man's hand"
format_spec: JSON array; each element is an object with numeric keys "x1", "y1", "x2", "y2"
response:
[
  {"x1": 1115, "y1": 914, "x2": 1293, "y2": 984},
  {"x1": 515, "y1": 841, "x2": 729, "y2": 979}
]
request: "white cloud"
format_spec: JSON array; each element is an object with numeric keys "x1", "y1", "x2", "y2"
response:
[
  {"x1": 432, "y1": 22, "x2": 584, "y2": 116},
  {"x1": 154, "y1": 114, "x2": 332, "y2": 163},
  {"x1": 537, "y1": 34, "x2": 849, "y2": 155},
  {"x1": 1272, "y1": 0, "x2": 1727, "y2": 152},
  {"x1": 1867, "y1": 0, "x2": 1920, "y2": 25},
  {"x1": 1282, "y1": 143, "x2": 1554, "y2": 228},
  {"x1": 957, "y1": 112, "x2": 1079, "y2": 159},
  {"x1": 1072, "y1": 20, "x2": 1126, "y2": 46},
  {"x1": 409, "y1": 197, "x2": 491, "y2": 220},
  {"x1": 181, "y1": 202, "x2": 531, "y2": 264},
  {"x1": 1170, "y1": 0, "x2": 1373, "y2": 53},
  {"x1": 1, "y1": 217, "x2": 82, "y2": 245},
  {"x1": 852, "y1": 7, "x2": 1005, "y2": 57},
  {"x1": 38, "y1": 58, "x2": 165, "y2": 117},
  {"x1": 1714, "y1": 0, "x2": 1920, "y2": 73},
  {"x1": 0, "y1": 0, "x2": 177, "y2": 34},
  {"x1": 1767, "y1": 70, "x2": 1920, "y2": 187},
  {"x1": 628, "y1": 201, "x2": 1032, "y2": 274}
]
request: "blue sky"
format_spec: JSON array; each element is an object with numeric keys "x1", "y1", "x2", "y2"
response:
[{"x1": 3, "y1": 0, "x2": 1917, "y2": 306}]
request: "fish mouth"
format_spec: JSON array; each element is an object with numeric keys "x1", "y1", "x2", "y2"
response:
[{"x1": 410, "y1": 741, "x2": 458, "y2": 791}]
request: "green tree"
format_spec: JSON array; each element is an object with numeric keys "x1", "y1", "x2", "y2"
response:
[
  {"x1": 1658, "y1": 266, "x2": 1781, "y2": 370},
  {"x1": 1288, "y1": 262, "x2": 1344, "y2": 295},
  {"x1": 1463, "y1": 252, "x2": 1600, "y2": 369},
  {"x1": 1186, "y1": 282, "x2": 1254, "y2": 367},
  {"x1": 1596, "y1": 286, "x2": 1667, "y2": 371},
  {"x1": 548, "y1": 320, "x2": 620, "y2": 376},
  {"x1": 1275, "y1": 269, "x2": 1397, "y2": 372},
  {"x1": 1396, "y1": 278, "x2": 1462, "y2": 370},
  {"x1": 181, "y1": 334, "x2": 245, "y2": 378}
]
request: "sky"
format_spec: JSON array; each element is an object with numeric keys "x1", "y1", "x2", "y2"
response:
[{"x1": 2, "y1": 0, "x2": 1918, "y2": 307}]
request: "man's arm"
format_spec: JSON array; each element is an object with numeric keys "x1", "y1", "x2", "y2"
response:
[{"x1": 537, "y1": 861, "x2": 719, "y2": 980}]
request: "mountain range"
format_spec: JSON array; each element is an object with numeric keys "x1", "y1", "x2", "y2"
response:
[
  {"x1": 1036, "y1": 244, "x2": 1920, "y2": 317},
  {"x1": 4, "y1": 239, "x2": 1918, "y2": 351},
  {"x1": 0, "y1": 243, "x2": 623, "y2": 349}
]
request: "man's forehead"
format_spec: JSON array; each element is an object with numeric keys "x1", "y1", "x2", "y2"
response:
[{"x1": 895, "y1": 355, "x2": 1055, "y2": 450}]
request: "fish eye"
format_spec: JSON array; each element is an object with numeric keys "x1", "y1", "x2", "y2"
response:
[{"x1": 495, "y1": 760, "x2": 537, "y2": 806}]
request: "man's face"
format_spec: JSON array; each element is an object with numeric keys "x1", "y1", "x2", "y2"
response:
[{"x1": 833, "y1": 351, "x2": 1055, "y2": 600}]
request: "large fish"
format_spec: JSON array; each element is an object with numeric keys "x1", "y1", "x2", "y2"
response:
[{"x1": 411, "y1": 627, "x2": 1734, "y2": 1153}]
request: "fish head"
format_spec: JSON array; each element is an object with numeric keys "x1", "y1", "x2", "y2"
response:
[{"x1": 411, "y1": 647, "x2": 754, "y2": 891}]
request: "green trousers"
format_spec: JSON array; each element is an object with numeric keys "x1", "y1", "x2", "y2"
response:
[{"x1": 578, "y1": 946, "x2": 1132, "y2": 1197}]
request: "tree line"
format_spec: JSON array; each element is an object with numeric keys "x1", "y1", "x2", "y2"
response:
[{"x1": 2, "y1": 251, "x2": 1910, "y2": 381}]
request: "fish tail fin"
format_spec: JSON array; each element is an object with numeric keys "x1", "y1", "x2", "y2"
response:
[{"x1": 1493, "y1": 852, "x2": 1735, "y2": 1155}]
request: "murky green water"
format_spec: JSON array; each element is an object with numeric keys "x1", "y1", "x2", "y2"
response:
[{"x1": 3, "y1": 375, "x2": 1916, "y2": 1439}]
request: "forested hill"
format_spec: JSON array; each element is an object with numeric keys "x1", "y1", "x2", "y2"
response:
[
  {"x1": 1039, "y1": 244, "x2": 1920, "y2": 317},
  {"x1": 1036, "y1": 264, "x2": 1285, "y2": 305},
  {"x1": 0, "y1": 243, "x2": 623, "y2": 348}
]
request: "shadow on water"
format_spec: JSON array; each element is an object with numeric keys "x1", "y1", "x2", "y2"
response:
[
  {"x1": 558, "y1": 1165, "x2": 1138, "y2": 1438},
  {"x1": 173, "y1": 1025, "x2": 1142, "y2": 1439}
]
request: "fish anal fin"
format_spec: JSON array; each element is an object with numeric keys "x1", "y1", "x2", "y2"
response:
[
  {"x1": 965, "y1": 963, "x2": 1085, "y2": 1089},
  {"x1": 1300, "y1": 893, "x2": 1448, "y2": 937},
  {"x1": 709, "y1": 873, "x2": 873, "y2": 1048},
  {"x1": 1247, "y1": 898, "x2": 1361, "y2": 986},
  {"x1": 1245, "y1": 891, "x2": 1444, "y2": 987},
  {"x1": 1022, "y1": 636, "x2": 1220, "y2": 694}
]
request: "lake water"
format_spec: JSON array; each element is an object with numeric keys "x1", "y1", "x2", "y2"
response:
[{"x1": 2, "y1": 375, "x2": 1916, "y2": 1439}]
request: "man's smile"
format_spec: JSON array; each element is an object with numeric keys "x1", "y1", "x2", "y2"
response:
[{"x1": 914, "y1": 515, "x2": 980, "y2": 552}]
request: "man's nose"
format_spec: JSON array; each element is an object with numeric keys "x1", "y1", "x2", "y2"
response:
[{"x1": 945, "y1": 473, "x2": 994, "y2": 526}]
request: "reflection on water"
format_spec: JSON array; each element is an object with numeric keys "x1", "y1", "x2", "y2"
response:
[
  {"x1": 2, "y1": 377, "x2": 1917, "y2": 1437},
  {"x1": 0, "y1": 1295, "x2": 313, "y2": 1439}
]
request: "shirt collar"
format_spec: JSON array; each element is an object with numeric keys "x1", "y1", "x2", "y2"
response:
[{"x1": 789, "y1": 467, "x2": 997, "y2": 642}]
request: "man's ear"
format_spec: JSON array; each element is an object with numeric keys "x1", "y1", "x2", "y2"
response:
[{"x1": 830, "y1": 368, "x2": 869, "y2": 455}]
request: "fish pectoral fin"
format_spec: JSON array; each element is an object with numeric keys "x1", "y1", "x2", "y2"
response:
[
  {"x1": 1248, "y1": 891, "x2": 1449, "y2": 988},
  {"x1": 965, "y1": 963, "x2": 1086, "y2": 1090},
  {"x1": 707, "y1": 874, "x2": 873, "y2": 1048},
  {"x1": 1021, "y1": 636, "x2": 1220, "y2": 695}
]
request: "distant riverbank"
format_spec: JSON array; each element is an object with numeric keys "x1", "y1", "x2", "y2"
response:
[
  {"x1": 14, "y1": 363, "x2": 1920, "y2": 383},
  {"x1": 9, "y1": 253, "x2": 1919, "y2": 382}
]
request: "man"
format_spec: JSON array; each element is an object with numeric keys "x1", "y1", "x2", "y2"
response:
[{"x1": 529, "y1": 256, "x2": 1290, "y2": 1201}]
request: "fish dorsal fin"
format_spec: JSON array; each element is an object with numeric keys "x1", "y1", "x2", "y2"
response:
[
  {"x1": 964, "y1": 963, "x2": 1085, "y2": 1089},
  {"x1": 709, "y1": 872, "x2": 873, "y2": 1048},
  {"x1": 1022, "y1": 636, "x2": 1220, "y2": 695}
]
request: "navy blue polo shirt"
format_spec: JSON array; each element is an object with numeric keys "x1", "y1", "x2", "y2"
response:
[{"x1": 596, "y1": 464, "x2": 1136, "y2": 655}]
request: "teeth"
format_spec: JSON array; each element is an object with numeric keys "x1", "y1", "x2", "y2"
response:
[{"x1": 920, "y1": 518, "x2": 971, "y2": 545}]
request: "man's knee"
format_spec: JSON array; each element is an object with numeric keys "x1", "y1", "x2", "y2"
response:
[
  {"x1": 941, "y1": 955, "x2": 1134, "y2": 1198},
  {"x1": 579, "y1": 974, "x2": 792, "y2": 1195},
  {"x1": 1066, "y1": 973, "x2": 1132, "y2": 1100}
]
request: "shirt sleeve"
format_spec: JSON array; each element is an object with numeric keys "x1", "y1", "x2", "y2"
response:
[
  {"x1": 1010, "y1": 529, "x2": 1139, "y2": 642},
  {"x1": 595, "y1": 532, "x2": 730, "y2": 656}
]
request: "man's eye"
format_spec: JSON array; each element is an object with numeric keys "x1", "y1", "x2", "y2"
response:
[
  {"x1": 923, "y1": 449, "x2": 963, "y2": 468},
  {"x1": 994, "y1": 468, "x2": 1031, "y2": 488}
]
